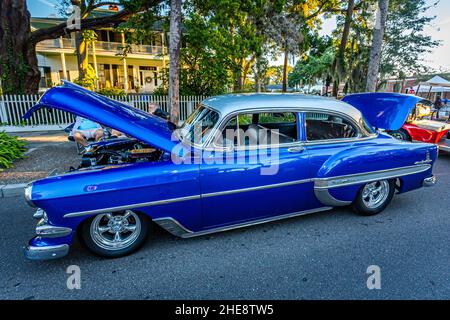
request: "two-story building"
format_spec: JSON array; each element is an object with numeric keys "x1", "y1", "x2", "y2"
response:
[{"x1": 33, "y1": 8, "x2": 168, "y2": 93}]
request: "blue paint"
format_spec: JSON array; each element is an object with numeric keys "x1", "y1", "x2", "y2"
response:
[{"x1": 342, "y1": 92, "x2": 423, "y2": 130}]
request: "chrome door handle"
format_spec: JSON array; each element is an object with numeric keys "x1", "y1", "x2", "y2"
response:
[{"x1": 287, "y1": 146, "x2": 305, "y2": 153}]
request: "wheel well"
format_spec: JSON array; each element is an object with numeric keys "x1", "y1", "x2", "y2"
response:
[{"x1": 399, "y1": 128, "x2": 412, "y2": 141}]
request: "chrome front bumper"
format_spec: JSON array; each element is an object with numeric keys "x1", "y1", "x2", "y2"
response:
[
  {"x1": 423, "y1": 175, "x2": 436, "y2": 187},
  {"x1": 24, "y1": 244, "x2": 69, "y2": 260}
]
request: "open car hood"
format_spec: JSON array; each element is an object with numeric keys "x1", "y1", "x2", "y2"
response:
[
  {"x1": 342, "y1": 93, "x2": 423, "y2": 130},
  {"x1": 23, "y1": 82, "x2": 179, "y2": 154}
]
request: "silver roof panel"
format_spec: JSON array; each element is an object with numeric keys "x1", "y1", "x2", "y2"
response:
[{"x1": 202, "y1": 94, "x2": 362, "y2": 120}]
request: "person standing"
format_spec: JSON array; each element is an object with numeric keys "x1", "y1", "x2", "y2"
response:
[{"x1": 434, "y1": 95, "x2": 443, "y2": 120}]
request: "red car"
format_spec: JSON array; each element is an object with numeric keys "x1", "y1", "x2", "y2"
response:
[{"x1": 387, "y1": 100, "x2": 450, "y2": 152}]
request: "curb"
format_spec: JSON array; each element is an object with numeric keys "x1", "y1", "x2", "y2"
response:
[{"x1": 0, "y1": 183, "x2": 27, "y2": 198}]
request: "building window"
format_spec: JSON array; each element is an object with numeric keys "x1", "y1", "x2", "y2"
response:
[
  {"x1": 154, "y1": 72, "x2": 158, "y2": 86},
  {"x1": 58, "y1": 69, "x2": 70, "y2": 82},
  {"x1": 39, "y1": 67, "x2": 52, "y2": 87}
]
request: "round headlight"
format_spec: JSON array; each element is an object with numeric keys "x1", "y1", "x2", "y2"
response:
[{"x1": 24, "y1": 184, "x2": 36, "y2": 207}]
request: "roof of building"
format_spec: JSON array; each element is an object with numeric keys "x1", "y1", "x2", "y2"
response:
[
  {"x1": 202, "y1": 94, "x2": 361, "y2": 120},
  {"x1": 30, "y1": 9, "x2": 165, "y2": 32}
]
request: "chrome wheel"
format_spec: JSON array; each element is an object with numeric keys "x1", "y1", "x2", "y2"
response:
[
  {"x1": 391, "y1": 132, "x2": 405, "y2": 140},
  {"x1": 90, "y1": 210, "x2": 141, "y2": 251},
  {"x1": 361, "y1": 180, "x2": 390, "y2": 209}
]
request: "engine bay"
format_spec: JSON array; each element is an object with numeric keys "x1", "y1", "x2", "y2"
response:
[{"x1": 78, "y1": 138, "x2": 163, "y2": 169}]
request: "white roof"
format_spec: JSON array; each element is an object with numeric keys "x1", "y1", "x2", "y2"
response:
[{"x1": 414, "y1": 75, "x2": 450, "y2": 93}]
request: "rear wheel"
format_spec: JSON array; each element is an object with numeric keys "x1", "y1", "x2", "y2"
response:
[
  {"x1": 80, "y1": 210, "x2": 150, "y2": 258},
  {"x1": 388, "y1": 129, "x2": 411, "y2": 141},
  {"x1": 352, "y1": 179, "x2": 395, "y2": 216}
]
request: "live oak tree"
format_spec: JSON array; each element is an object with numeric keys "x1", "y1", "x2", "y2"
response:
[{"x1": 0, "y1": 0, "x2": 162, "y2": 94}]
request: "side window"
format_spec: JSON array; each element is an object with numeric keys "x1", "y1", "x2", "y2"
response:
[
  {"x1": 215, "y1": 112, "x2": 298, "y2": 148},
  {"x1": 305, "y1": 112, "x2": 358, "y2": 141}
]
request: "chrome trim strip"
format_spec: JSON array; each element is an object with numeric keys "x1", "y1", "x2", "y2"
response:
[
  {"x1": 63, "y1": 179, "x2": 312, "y2": 218},
  {"x1": 154, "y1": 206, "x2": 333, "y2": 238},
  {"x1": 313, "y1": 164, "x2": 431, "y2": 190},
  {"x1": 314, "y1": 188, "x2": 352, "y2": 207},
  {"x1": 24, "y1": 244, "x2": 69, "y2": 260},
  {"x1": 63, "y1": 194, "x2": 202, "y2": 218},
  {"x1": 202, "y1": 178, "x2": 312, "y2": 198},
  {"x1": 63, "y1": 164, "x2": 431, "y2": 218}
]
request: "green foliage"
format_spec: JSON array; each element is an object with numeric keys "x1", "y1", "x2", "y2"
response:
[
  {"x1": 74, "y1": 64, "x2": 98, "y2": 90},
  {"x1": 381, "y1": 0, "x2": 440, "y2": 78},
  {"x1": 0, "y1": 131, "x2": 27, "y2": 169},
  {"x1": 289, "y1": 46, "x2": 335, "y2": 87},
  {"x1": 97, "y1": 87, "x2": 127, "y2": 97}
]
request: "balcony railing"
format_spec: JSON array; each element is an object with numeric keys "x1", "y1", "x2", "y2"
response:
[{"x1": 36, "y1": 39, "x2": 166, "y2": 56}]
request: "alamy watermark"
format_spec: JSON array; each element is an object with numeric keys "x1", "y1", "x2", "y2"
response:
[
  {"x1": 366, "y1": 265, "x2": 381, "y2": 290},
  {"x1": 66, "y1": 265, "x2": 81, "y2": 290},
  {"x1": 66, "y1": 5, "x2": 81, "y2": 31},
  {"x1": 169, "y1": 123, "x2": 283, "y2": 175}
]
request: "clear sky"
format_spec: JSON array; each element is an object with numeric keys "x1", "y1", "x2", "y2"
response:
[{"x1": 27, "y1": 0, "x2": 450, "y2": 72}]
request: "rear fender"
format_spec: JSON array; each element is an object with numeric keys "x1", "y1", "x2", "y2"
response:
[{"x1": 313, "y1": 143, "x2": 437, "y2": 207}]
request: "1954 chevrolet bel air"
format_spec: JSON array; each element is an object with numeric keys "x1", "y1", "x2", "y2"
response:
[{"x1": 22, "y1": 82, "x2": 437, "y2": 260}]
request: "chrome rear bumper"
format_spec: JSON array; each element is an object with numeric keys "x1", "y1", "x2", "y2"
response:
[
  {"x1": 423, "y1": 175, "x2": 436, "y2": 187},
  {"x1": 24, "y1": 244, "x2": 69, "y2": 260}
]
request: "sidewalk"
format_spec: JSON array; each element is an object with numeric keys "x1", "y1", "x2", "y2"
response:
[{"x1": 0, "y1": 131, "x2": 81, "y2": 197}]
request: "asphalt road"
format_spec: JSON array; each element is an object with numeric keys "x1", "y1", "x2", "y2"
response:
[{"x1": 1, "y1": 154, "x2": 449, "y2": 300}]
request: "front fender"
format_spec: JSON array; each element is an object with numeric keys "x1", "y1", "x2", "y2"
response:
[{"x1": 30, "y1": 160, "x2": 202, "y2": 231}]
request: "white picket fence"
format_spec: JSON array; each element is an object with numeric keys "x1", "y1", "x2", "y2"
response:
[{"x1": 0, "y1": 94, "x2": 208, "y2": 132}]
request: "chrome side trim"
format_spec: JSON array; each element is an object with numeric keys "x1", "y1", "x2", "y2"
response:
[
  {"x1": 153, "y1": 217, "x2": 192, "y2": 237},
  {"x1": 201, "y1": 178, "x2": 312, "y2": 198},
  {"x1": 314, "y1": 188, "x2": 352, "y2": 207},
  {"x1": 63, "y1": 194, "x2": 202, "y2": 218},
  {"x1": 313, "y1": 164, "x2": 431, "y2": 190},
  {"x1": 63, "y1": 165, "x2": 430, "y2": 218},
  {"x1": 154, "y1": 206, "x2": 333, "y2": 238},
  {"x1": 24, "y1": 244, "x2": 69, "y2": 260},
  {"x1": 63, "y1": 179, "x2": 312, "y2": 218}
]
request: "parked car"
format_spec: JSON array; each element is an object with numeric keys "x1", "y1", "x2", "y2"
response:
[
  {"x1": 343, "y1": 94, "x2": 450, "y2": 153},
  {"x1": 23, "y1": 83, "x2": 437, "y2": 260}
]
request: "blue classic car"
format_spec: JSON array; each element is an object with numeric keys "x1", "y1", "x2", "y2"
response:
[{"x1": 23, "y1": 82, "x2": 437, "y2": 260}]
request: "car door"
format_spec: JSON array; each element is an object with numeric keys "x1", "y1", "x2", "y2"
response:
[
  {"x1": 199, "y1": 110, "x2": 316, "y2": 230},
  {"x1": 302, "y1": 111, "x2": 368, "y2": 203}
]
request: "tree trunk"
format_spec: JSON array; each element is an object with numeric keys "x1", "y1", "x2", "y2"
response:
[
  {"x1": 366, "y1": 0, "x2": 389, "y2": 92},
  {"x1": 169, "y1": 0, "x2": 181, "y2": 125},
  {"x1": 254, "y1": 55, "x2": 262, "y2": 93},
  {"x1": 0, "y1": 0, "x2": 39, "y2": 94},
  {"x1": 332, "y1": 0, "x2": 355, "y2": 97},
  {"x1": 282, "y1": 46, "x2": 288, "y2": 93},
  {"x1": 75, "y1": 32, "x2": 88, "y2": 81}
]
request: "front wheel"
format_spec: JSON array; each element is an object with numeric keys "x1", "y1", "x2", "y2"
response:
[
  {"x1": 352, "y1": 179, "x2": 395, "y2": 216},
  {"x1": 80, "y1": 210, "x2": 150, "y2": 258}
]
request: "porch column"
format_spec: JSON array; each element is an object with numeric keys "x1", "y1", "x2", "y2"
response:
[
  {"x1": 161, "y1": 32, "x2": 167, "y2": 67},
  {"x1": 109, "y1": 64, "x2": 114, "y2": 87},
  {"x1": 92, "y1": 41, "x2": 99, "y2": 90},
  {"x1": 121, "y1": 32, "x2": 129, "y2": 91},
  {"x1": 59, "y1": 37, "x2": 67, "y2": 80}
]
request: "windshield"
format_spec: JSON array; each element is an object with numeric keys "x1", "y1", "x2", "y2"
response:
[{"x1": 179, "y1": 104, "x2": 220, "y2": 145}]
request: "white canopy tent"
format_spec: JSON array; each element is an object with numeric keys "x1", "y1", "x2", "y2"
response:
[{"x1": 413, "y1": 75, "x2": 450, "y2": 94}]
